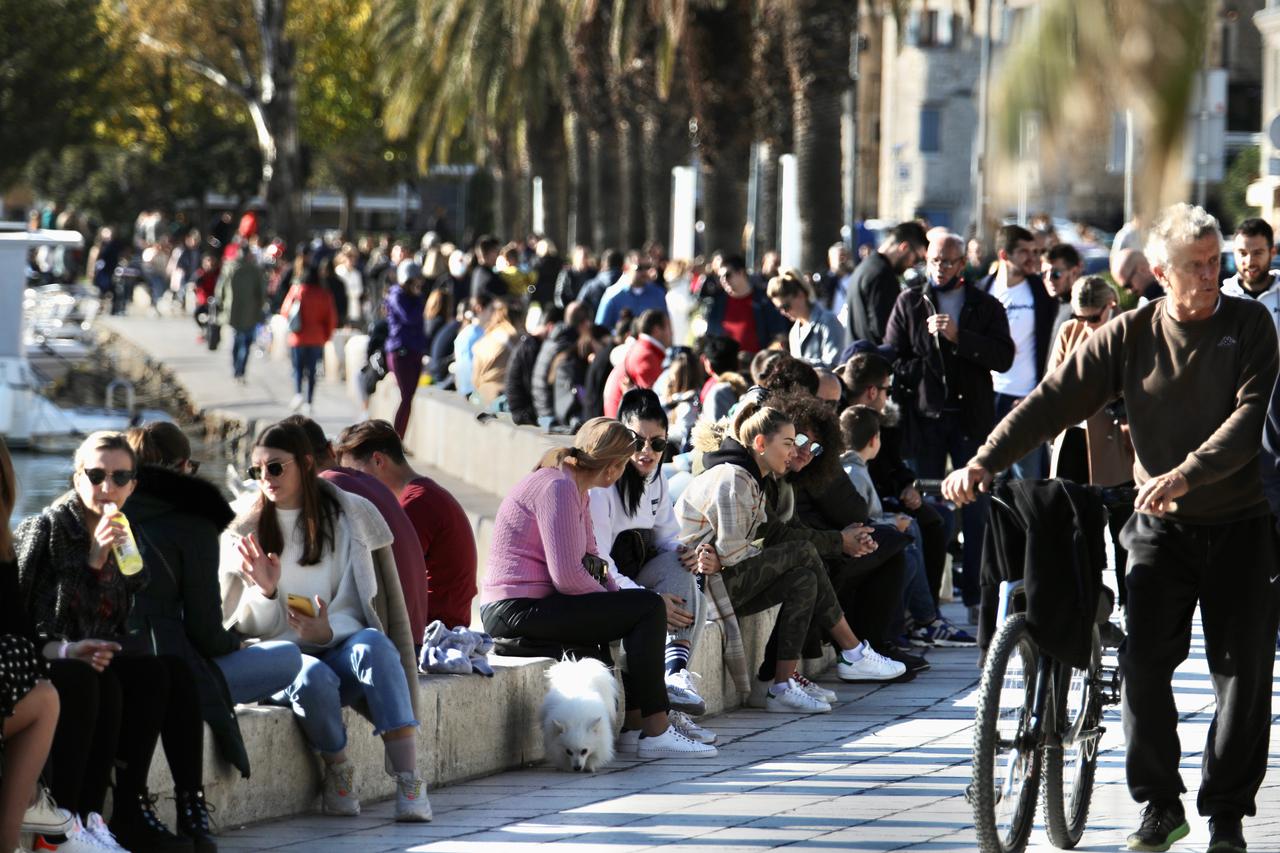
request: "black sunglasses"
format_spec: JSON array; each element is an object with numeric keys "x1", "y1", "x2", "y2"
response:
[
  {"x1": 81, "y1": 468, "x2": 136, "y2": 487},
  {"x1": 631, "y1": 434, "x2": 668, "y2": 453},
  {"x1": 1072, "y1": 312, "x2": 1106, "y2": 324},
  {"x1": 248, "y1": 459, "x2": 294, "y2": 480}
]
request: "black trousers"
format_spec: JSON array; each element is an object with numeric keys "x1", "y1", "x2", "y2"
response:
[
  {"x1": 1119, "y1": 512, "x2": 1279, "y2": 819},
  {"x1": 47, "y1": 655, "x2": 203, "y2": 818},
  {"x1": 482, "y1": 590, "x2": 670, "y2": 717}
]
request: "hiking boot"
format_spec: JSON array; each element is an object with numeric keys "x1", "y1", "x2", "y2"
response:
[
  {"x1": 664, "y1": 669, "x2": 706, "y2": 716},
  {"x1": 174, "y1": 788, "x2": 217, "y2": 853},
  {"x1": 109, "y1": 792, "x2": 193, "y2": 852},
  {"x1": 391, "y1": 772, "x2": 433, "y2": 823},
  {"x1": 1207, "y1": 815, "x2": 1246, "y2": 853},
  {"x1": 1126, "y1": 801, "x2": 1189, "y2": 852},
  {"x1": 321, "y1": 760, "x2": 361, "y2": 816}
]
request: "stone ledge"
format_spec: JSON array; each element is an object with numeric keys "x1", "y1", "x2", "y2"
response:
[{"x1": 142, "y1": 606, "x2": 836, "y2": 830}]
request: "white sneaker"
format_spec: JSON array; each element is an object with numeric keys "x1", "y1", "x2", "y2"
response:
[
  {"x1": 392, "y1": 771, "x2": 433, "y2": 822},
  {"x1": 836, "y1": 645, "x2": 908, "y2": 682},
  {"x1": 615, "y1": 729, "x2": 640, "y2": 756},
  {"x1": 765, "y1": 679, "x2": 832, "y2": 713},
  {"x1": 747, "y1": 677, "x2": 770, "y2": 709},
  {"x1": 289, "y1": 393, "x2": 304, "y2": 412},
  {"x1": 669, "y1": 710, "x2": 717, "y2": 744},
  {"x1": 22, "y1": 787, "x2": 74, "y2": 835},
  {"x1": 37, "y1": 817, "x2": 111, "y2": 853},
  {"x1": 790, "y1": 671, "x2": 838, "y2": 704},
  {"x1": 637, "y1": 725, "x2": 718, "y2": 758},
  {"x1": 664, "y1": 669, "x2": 706, "y2": 715},
  {"x1": 322, "y1": 760, "x2": 361, "y2": 816},
  {"x1": 83, "y1": 813, "x2": 129, "y2": 852}
]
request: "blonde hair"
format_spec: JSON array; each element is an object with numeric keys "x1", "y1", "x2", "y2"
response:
[
  {"x1": 765, "y1": 269, "x2": 812, "y2": 303},
  {"x1": 1071, "y1": 275, "x2": 1117, "y2": 314},
  {"x1": 74, "y1": 431, "x2": 137, "y2": 471},
  {"x1": 535, "y1": 417, "x2": 637, "y2": 472},
  {"x1": 731, "y1": 399, "x2": 792, "y2": 451}
]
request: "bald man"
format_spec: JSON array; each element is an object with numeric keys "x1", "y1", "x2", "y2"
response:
[{"x1": 1111, "y1": 248, "x2": 1162, "y2": 307}]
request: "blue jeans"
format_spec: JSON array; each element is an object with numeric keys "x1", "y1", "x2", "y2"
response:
[
  {"x1": 272, "y1": 628, "x2": 417, "y2": 754},
  {"x1": 898, "y1": 519, "x2": 938, "y2": 625},
  {"x1": 912, "y1": 410, "x2": 986, "y2": 607},
  {"x1": 993, "y1": 393, "x2": 1048, "y2": 479},
  {"x1": 213, "y1": 640, "x2": 304, "y2": 705},
  {"x1": 290, "y1": 345, "x2": 323, "y2": 402},
  {"x1": 231, "y1": 328, "x2": 255, "y2": 378}
]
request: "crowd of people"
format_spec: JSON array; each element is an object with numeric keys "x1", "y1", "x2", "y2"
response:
[{"x1": 11, "y1": 197, "x2": 1280, "y2": 853}]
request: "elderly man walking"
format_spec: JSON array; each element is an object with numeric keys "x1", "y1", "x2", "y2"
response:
[{"x1": 944, "y1": 204, "x2": 1279, "y2": 853}]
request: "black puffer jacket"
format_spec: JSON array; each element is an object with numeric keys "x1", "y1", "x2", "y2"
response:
[
  {"x1": 123, "y1": 466, "x2": 252, "y2": 777},
  {"x1": 533, "y1": 323, "x2": 591, "y2": 427}
]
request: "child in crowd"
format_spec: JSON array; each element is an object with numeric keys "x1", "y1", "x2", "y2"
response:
[{"x1": 840, "y1": 407, "x2": 975, "y2": 647}]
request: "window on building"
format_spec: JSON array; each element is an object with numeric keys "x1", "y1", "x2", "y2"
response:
[{"x1": 920, "y1": 108, "x2": 942, "y2": 154}]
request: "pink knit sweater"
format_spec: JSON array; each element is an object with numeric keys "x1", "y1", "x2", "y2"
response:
[{"x1": 480, "y1": 467, "x2": 619, "y2": 603}]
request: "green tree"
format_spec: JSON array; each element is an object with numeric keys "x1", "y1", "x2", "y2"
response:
[{"x1": 1221, "y1": 146, "x2": 1260, "y2": 232}]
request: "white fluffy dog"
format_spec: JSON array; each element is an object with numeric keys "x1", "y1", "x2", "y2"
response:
[{"x1": 540, "y1": 657, "x2": 618, "y2": 772}]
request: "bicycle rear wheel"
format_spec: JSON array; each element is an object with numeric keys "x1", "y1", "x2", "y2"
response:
[
  {"x1": 972, "y1": 612, "x2": 1041, "y2": 853},
  {"x1": 1042, "y1": 636, "x2": 1104, "y2": 848}
]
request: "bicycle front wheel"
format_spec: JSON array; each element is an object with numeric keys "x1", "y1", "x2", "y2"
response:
[
  {"x1": 1042, "y1": 635, "x2": 1104, "y2": 848},
  {"x1": 972, "y1": 612, "x2": 1041, "y2": 853}
]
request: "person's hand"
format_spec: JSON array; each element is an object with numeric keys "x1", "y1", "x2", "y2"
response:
[
  {"x1": 694, "y1": 544, "x2": 722, "y2": 575},
  {"x1": 65, "y1": 639, "x2": 121, "y2": 672},
  {"x1": 942, "y1": 463, "x2": 993, "y2": 506},
  {"x1": 677, "y1": 545, "x2": 699, "y2": 572},
  {"x1": 659, "y1": 593, "x2": 695, "y2": 631},
  {"x1": 287, "y1": 596, "x2": 334, "y2": 645},
  {"x1": 235, "y1": 533, "x2": 282, "y2": 598},
  {"x1": 841, "y1": 524, "x2": 878, "y2": 557},
  {"x1": 88, "y1": 512, "x2": 128, "y2": 571},
  {"x1": 926, "y1": 313, "x2": 959, "y2": 344},
  {"x1": 1134, "y1": 470, "x2": 1187, "y2": 518},
  {"x1": 899, "y1": 486, "x2": 922, "y2": 511},
  {"x1": 894, "y1": 514, "x2": 912, "y2": 533}
]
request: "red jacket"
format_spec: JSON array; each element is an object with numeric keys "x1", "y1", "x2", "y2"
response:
[
  {"x1": 280, "y1": 282, "x2": 338, "y2": 348},
  {"x1": 604, "y1": 334, "x2": 666, "y2": 417}
]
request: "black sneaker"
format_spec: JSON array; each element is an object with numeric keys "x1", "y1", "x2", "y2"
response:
[
  {"x1": 110, "y1": 791, "x2": 195, "y2": 853},
  {"x1": 1207, "y1": 815, "x2": 1246, "y2": 853},
  {"x1": 875, "y1": 643, "x2": 931, "y2": 674},
  {"x1": 1126, "y1": 801, "x2": 1190, "y2": 852}
]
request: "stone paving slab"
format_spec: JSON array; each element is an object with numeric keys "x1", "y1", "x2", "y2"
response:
[{"x1": 210, "y1": 605, "x2": 1280, "y2": 852}]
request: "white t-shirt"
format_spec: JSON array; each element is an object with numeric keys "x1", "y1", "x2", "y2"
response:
[{"x1": 990, "y1": 279, "x2": 1037, "y2": 397}]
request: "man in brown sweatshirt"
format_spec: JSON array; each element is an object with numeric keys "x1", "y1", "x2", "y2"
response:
[{"x1": 944, "y1": 203, "x2": 1278, "y2": 853}]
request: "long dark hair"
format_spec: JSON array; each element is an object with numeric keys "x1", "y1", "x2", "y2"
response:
[
  {"x1": 615, "y1": 389, "x2": 667, "y2": 516},
  {"x1": 253, "y1": 422, "x2": 339, "y2": 565}
]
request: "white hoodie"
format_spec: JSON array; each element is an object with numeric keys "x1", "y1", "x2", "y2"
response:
[{"x1": 1221, "y1": 270, "x2": 1280, "y2": 336}]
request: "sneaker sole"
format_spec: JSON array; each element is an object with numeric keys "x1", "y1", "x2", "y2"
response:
[
  {"x1": 908, "y1": 638, "x2": 933, "y2": 648},
  {"x1": 931, "y1": 638, "x2": 977, "y2": 648},
  {"x1": 1206, "y1": 841, "x2": 1246, "y2": 853},
  {"x1": 322, "y1": 804, "x2": 361, "y2": 817},
  {"x1": 764, "y1": 703, "x2": 831, "y2": 713},
  {"x1": 395, "y1": 810, "x2": 434, "y2": 823},
  {"x1": 638, "y1": 746, "x2": 719, "y2": 758},
  {"x1": 1126, "y1": 821, "x2": 1190, "y2": 852}
]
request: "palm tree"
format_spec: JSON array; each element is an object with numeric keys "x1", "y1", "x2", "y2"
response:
[{"x1": 752, "y1": 0, "x2": 793, "y2": 261}]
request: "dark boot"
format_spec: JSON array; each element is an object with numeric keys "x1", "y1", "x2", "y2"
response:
[
  {"x1": 110, "y1": 791, "x2": 194, "y2": 853},
  {"x1": 174, "y1": 788, "x2": 217, "y2": 853}
]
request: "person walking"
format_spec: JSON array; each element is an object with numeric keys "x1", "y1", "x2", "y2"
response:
[
  {"x1": 945, "y1": 203, "x2": 1279, "y2": 853},
  {"x1": 844, "y1": 222, "x2": 928, "y2": 344},
  {"x1": 384, "y1": 261, "x2": 429, "y2": 439},
  {"x1": 279, "y1": 265, "x2": 338, "y2": 417},
  {"x1": 215, "y1": 241, "x2": 267, "y2": 384}
]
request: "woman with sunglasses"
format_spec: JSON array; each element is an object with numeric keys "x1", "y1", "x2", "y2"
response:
[
  {"x1": 16, "y1": 431, "x2": 210, "y2": 852},
  {"x1": 124, "y1": 424, "x2": 302, "y2": 789},
  {"x1": 588, "y1": 390, "x2": 715, "y2": 744},
  {"x1": 766, "y1": 270, "x2": 846, "y2": 369},
  {"x1": 218, "y1": 422, "x2": 428, "y2": 822},
  {"x1": 481, "y1": 417, "x2": 718, "y2": 760}
]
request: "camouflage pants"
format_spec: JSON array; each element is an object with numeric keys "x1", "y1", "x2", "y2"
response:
[{"x1": 721, "y1": 540, "x2": 842, "y2": 661}]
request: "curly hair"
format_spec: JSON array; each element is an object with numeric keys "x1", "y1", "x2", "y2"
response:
[{"x1": 769, "y1": 390, "x2": 844, "y2": 487}]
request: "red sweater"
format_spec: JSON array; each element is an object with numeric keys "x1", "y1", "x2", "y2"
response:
[
  {"x1": 603, "y1": 335, "x2": 666, "y2": 418},
  {"x1": 280, "y1": 282, "x2": 338, "y2": 348},
  {"x1": 400, "y1": 476, "x2": 479, "y2": 629}
]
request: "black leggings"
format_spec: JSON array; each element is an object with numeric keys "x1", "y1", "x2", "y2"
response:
[
  {"x1": 482, "y1": 590, "x2": 670, "y2": 717},
  {"x1": 47, "y1": 655, "x2": 203, "y2": 818}
]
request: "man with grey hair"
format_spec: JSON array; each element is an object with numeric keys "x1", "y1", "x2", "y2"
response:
[
  {"x1": 944, "y1": 202, "x2": 1279, "y2": 853},
  {"x1": 884, "y1": 231, "x2": 1014, "y2": 616}
]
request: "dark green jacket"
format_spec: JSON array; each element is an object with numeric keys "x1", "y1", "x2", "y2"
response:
[
  {"x1": 214, "y1": 258, "x2": 267, "y2": 332},
  {"x1": 124, "y1": 465, "x2": 250, "y2": 777}
]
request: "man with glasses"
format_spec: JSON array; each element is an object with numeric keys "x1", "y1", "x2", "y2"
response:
[
  {"x1": 976, "y1": 224, "x2": 1060, "y2": 479},
  {"x1": 946, "y1": 203, "x2": 1279, "y2": 853},
  {"x1": 884, "y1": 233, "x2": 1013, "y2": 620},
  {"x1": 843, "y1": 221, "x2": 929, "y2": 345},
  {"x1": 1043, "y1": 242, "x2": 1083, "y2": 350}
]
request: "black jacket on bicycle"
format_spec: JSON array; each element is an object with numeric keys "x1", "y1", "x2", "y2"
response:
[{"x1": 979, "y1": 479, "x2": 1107, "y2": 670}]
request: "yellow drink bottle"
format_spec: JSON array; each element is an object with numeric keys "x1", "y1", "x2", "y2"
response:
[{"x1": 102, "y1": 502, "x2": 144, "y2": 576}]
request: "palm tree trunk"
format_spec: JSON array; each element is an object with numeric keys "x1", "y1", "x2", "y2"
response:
[
  {"x1": 756, "y1": 141, "x2": 780, "y2": 259},
  {"x1": 643, "y1": 94, "x2": 691, "y2": 255},
  {"x1": 699, "y1": 141, "x2": 751, "y2": 257},
  {"x1": 619, "y1": 119, "x2": 646, "y2": 250},
  {"x1": 589, "y1": 125, "x2": 622, "y2": 251},
  {"x1": 527, "y1": 98, "x2": 570, "y2": 248},
  {"x1": 786, "y1": 0, "x2": 852, "y2": 273},
  {"x1": 568, "y1": 111, "x2": 592, "y2": 250}
]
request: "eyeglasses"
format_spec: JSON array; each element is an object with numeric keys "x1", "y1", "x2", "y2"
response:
[
  {"x1": 248, "y1": 459, "x2": 294, "y2": 480},
  {"x1": 795, "y1": 433, "x2": 824, "y2": 458},
  {"x1": 81, "y1": 468, "x2": 136, "y2": 487},
  {"x1": 1072, "y1": 312, "x2": 1107, "y2": 325},
  {"x1": 630, "y1": 433, "x2": 668, "y2": 453}
]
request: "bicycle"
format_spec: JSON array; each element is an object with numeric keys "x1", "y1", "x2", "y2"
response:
[{"x1": 967, "y1": 483, "x2": 1133, "y2": 853}]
